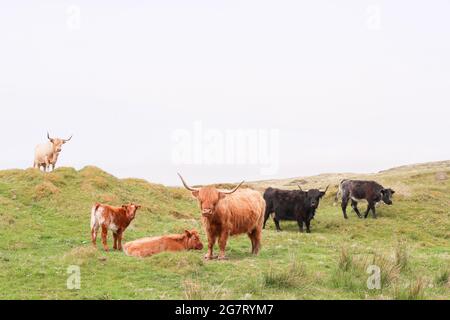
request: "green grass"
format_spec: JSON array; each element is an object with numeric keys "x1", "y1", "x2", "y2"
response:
[{"x1": 0, "y1": 162, "x2": 449, "y2": 300}]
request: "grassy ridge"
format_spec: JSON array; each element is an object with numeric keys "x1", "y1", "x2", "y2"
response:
[{"x1": 0, "y1": 162, "x2": 449, "y2": 299}]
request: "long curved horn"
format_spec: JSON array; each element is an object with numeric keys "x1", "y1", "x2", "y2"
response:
[
  {"x1": 63, "y1": 135, "x2": 73, "y2": 142},
  {"x1": 321, "y1": 185, "x2": 330, "y2": 193},
  {"x1": 47, "y1": 132, "x2": 53, "y2": 141},
  {"x1": 222, "y1": 181, "x2": 245, "y2": 195},
  {"x1": 177, "y1": 173, "x2": 199, "y2": 192},
  {"x1": 297, "y1": 184, "x2": 303, "y2": 191}
]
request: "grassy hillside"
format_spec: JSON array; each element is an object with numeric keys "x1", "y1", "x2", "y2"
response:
[{"x1": 0, "y1": 162, "x2": 449, "y2": 300}]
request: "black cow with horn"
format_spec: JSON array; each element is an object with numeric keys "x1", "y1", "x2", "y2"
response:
[{"x1": 263, "y1": 185, "x2": 329, "y2": 233}]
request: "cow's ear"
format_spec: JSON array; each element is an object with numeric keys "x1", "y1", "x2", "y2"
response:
[
  {"x1": 391, "y1": 189, "x2": 395, "y2": 194},
  {"x1": 122, "y1": 205, "x2": 128, "y2": 210},
  {"x1": 380, "y1": 189, "x2": 386, "y2": 195},
  {"x1": 184, "y1": 230, "x2": 192, "y2": 237},
  {"x1": 219, "y1": 192, "x2": 226, "y2": 200},
  {"x1": 191, "y1": 191, "x2": 199, "y2": 198},
  {"x1": 320, "y1": 192, "x2": 326, "y2": 198}
]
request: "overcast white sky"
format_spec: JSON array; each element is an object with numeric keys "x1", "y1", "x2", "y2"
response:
[{"x1": 0, "y1": 1, "x2": 449, "y2": 186}]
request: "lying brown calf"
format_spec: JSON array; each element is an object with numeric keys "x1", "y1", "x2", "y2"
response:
[
  {"x1": 123, "y1": 230, "x2": 204, "y2": 258},
  {"x1": 91, "y1": 203, "x2": 141, "y2": 251}
]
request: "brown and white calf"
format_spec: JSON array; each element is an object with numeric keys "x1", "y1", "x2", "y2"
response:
[
  {"x1": 123, "y1": 230, "x2": 204, "y2": 258},
  {"x1": 90, "y1": 203, "x2": 141, "y2": 251}
]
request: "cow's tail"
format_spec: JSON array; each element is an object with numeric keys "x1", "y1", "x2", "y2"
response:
[
  {"x1": 90, "y1": 203, "x2": 101, "y2": 230},
  {"x1": 333, "y1": 180, "x2": 346, "y2": 206}
]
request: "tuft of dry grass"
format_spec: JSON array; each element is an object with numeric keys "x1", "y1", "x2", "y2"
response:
[
  {"x1": 434, "y1": 269, "x2": 449, "y2": 287},
  {"x1": 262, "y1": 261, "x2": 307, "y2": 289},
  {"x1": 393, "y1": 277, "x2": 426, "y2": 300},
  {"x1": 338, "y1": 247, "x2": 353, "y2": 272},
  {"x1": 183, "y1": 279, "x2": 227, "y2": 300},
  {"x1": 370, "y1": 254, "x2": 401, "y2": 287},
  {"x1": 34, "y1": 181, "x2": 60, "y2": 200},
  {"x1": 88, "y1": 176, "x2": 110, "y2": 190},
  {"x1": 408, "y1": 278, "x2": 426, "y2": 300},
  {"x1": 183, "y1": 279, "x2": 203, "y2": 300},
  {"x1": 394, "y1": 240, "x2": 409, "y2": 271},
  {"x1": 44, "y1": 173, "x2": 65, "y2": 186},
  {"x1": 62, "y1": 246, "x2": 99, "y2": 266},
  {"x1": 351, "y1": 252, "x2": 401, "y2": 289}
]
